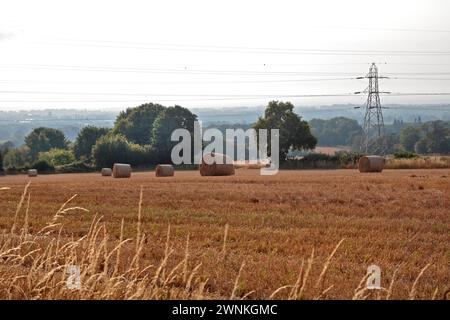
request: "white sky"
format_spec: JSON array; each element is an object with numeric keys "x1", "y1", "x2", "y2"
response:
[{"x1": 0, "y1": 0, "x2": 450, "y2": 110}]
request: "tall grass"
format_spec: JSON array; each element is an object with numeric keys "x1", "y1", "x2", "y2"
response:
[
  {"x1": 0, "y1": 182, "x2": 444, "y2": 300},
  {"x1": 0, "y1": 183, "x2": 207, "y2": 299}
]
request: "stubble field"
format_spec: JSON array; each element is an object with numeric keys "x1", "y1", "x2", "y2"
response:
[{"x1": 0, "y1": 169, "x2": 449, "y2": 299}]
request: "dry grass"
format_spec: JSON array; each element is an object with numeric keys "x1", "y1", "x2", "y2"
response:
[
  {"x1": 386, "y1": 156, "x2": 450, "y2": 169},
  {"x1": 0, "y1": 169, "x2": 449, "y2": 299},
  {"x1": 0, "y1": 185, "x2": 207, "y2": 299}
]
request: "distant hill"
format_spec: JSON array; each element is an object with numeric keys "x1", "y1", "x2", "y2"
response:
[{"x1": 1, "y1": 104, "x2": 449, "y2": 146}]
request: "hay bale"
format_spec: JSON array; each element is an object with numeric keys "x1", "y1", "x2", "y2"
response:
[
  {"x1": 200, "y1": 152, "x2": 235, "y2": 176},
  {"x1": 358, "y1": 156, "x2": 385, "y2": 173},
  {"x1": 113, "y1": 163, "x2": 131, "y2": 178},
  {"x1": 155, "y1": 164, "x2": 174, "y2": 177},
  {"x1": 101, "y1": 168, "x2": 112, "y2": 176},
  {"x1": 28, "y1": 169, "x2": 38, "y2": 177}
]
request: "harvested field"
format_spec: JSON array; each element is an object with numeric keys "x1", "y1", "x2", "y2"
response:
[{"x1": 0, "y1": 169, "x2": 449, "y2": 299}]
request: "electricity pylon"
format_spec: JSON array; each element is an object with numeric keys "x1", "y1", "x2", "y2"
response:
[{"x1": 355, "y1": 63, "x2": 390, "y2": 154}]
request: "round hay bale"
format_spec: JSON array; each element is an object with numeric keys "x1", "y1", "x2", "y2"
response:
[
  {"x1": 200, "y1": 152, "x2": 235, "y2": 176},
  {"x1": 101, "y1": 168, "x2": 112, "y2": 176},
  {"x1": 113, "y1": 163, "x2": 131, "y2": 178},
  {"x1": 358, "y1": 156, "x2": 385, "y2": 173},
  {"x1": 28, "y1": 169, "x2": 38, "y2": 177},
  {"x1": 155, "y1": 164, "x2": 174, "y2": 177}
]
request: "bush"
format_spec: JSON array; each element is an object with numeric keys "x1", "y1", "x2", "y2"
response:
[
  {"x1": 129, "y1": 144, "x2": 157, "y2": 166},
  {"x1": 31, "y1": 159, "x2": 55, "y2": 174},
  {"x1": 335, "y1": 151, "x2": 364, "y2": 164},
  {"x1": 56, "y1": 160, "x2": 97, "y2": 173},
  {"x1": 281, "y1": 152, "x2": 339, "y2": 169},
  {"x1": 393, "y1": 151, "x2": 419, "y2": 159},
  {"x1": 281, "y1": 158, "x2": 340, "y2": 169},
  {"x1": 282, "y1": 151, "x2": 364, "y2": 169},
  {"x1": 92, "y1": 134, "x2": 156, "y2": 168},
  {"x1": 302, "y1": 152, "x2": 337, "y2": 162},
  {"x1": 38, "y1": 148, "x2": 76, "y2": 166}
]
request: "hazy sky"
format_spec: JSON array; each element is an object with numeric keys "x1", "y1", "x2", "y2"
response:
[{"x1": 1, "y1": 0, "x2": 450, "y2": 110}]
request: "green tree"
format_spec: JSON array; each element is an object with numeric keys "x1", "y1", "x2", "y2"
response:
[
  {"x1": 0, "y1": 141, "x2": 14, "y2": 153},
  {"x1": 369, "y1": 133, "x2": 400, "y2": 154},
  {"x1": 309, "y1": 117, "x2": 362, "y2": 146},
  {"x1": 91, "y1": 134, "x2": 153, "y2": 167},
  {"x1": 152, "y1": 105, "x2": 198, "y2": 163},
  {"x1": 414, "y1": 121, "x2": 450, "y2": 154},
  {"x1": 424, "y1": 121, "x2": 450, "y2": 154},
  {"x1": 73, "y1": 126, "x2": 110, "y2": 160},
  {"x1": 2, "y1": 146, "x2": 31, "y2": 169},
  {"x1": 25, "y1": 127, "x2": 69, "y2": 159},
  {"x1": 31, "y1": 159, "x2": 55, "y2": 173},
  {"x1": 414, "y1": 138, "x2": 429, "y2": 154},
  {"x1": 399, "y1": 125, "x2": 421, "y2": 152},
  {"x1": 113, "y1": 103, "x2": 165, "y2": 145},
  {"x1": 253, "y1": 101, "x2": 317, "y2": 161},
  {"x1": 0, "y1": 141, "x2": 10, "y2": 173},
  {"x1": 38, "y1": 148, "x2": 76, "y2": 166}
]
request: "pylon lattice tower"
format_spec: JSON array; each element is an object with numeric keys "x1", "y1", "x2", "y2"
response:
[{"x1": 356, "y1": 63, "x2": 389, "y2": 154}]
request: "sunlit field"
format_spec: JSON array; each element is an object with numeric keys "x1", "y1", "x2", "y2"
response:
[{"x1": 0, "y1": 169, "x2": 449, "y2": 299}]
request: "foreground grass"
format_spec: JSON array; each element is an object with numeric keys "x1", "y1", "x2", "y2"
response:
[{"x1": 0, "y1": 169, "x2": 449, "y2": 299}]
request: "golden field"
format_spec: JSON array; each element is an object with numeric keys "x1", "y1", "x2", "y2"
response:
[
  {"x1": 385, "y1": 156, "x2": 450, "y2": 170},
  {"x1": 0, "y1": 169, "x2": 449, "y2": 300}
]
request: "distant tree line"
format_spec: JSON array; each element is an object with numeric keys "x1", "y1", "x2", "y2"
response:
[
  {"x1": 309, "y1": 117, "x2": 362, "y2": 147},
  {"x1": 1, "y1": 103, "x2": 197, "y2": 173},
  {"x1": 308, "y1": 117, "x2": 449, "y2": 155},
  {"x1": 399, "y1": 121, "x2": 449, "y2": 154},
  {"x1": 0, "y1": 101, "x2": 318, "y2": 172},
  {"x1": 1, "y1": 102, "x2": 448, "y2": 174}
]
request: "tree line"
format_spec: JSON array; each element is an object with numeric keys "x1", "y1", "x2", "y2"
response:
[
  {"x1": 0, "y1": 103, "x2": 197, "y2": 173},
  {"x1": 1, "y1": 101, "x2": 449, "y2": 174},
  {"x1": 0, "y1": 101, "x2": 316, "y2": 173},
  {"x1": 308, "y1": 117, "x2": 449, "y2": 155}
]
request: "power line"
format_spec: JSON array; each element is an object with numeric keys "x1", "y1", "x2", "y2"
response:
[
  {"x1": 0, "y1": 119, "x2": 115, "y2": 122},
  {"x1": 391, "y1": 77, "x2": 450, "y2": 81},
  {"x1": 328, "y1": 26, "x2": 450, "y2": 33},
  {"x1": 1, "y1": 106, "x2": 449, "y2": 114},
  {"x1": 36, "y1": 39, "x2": 450, "y2": 56},
  {"x1": 0, "y1": 90, "x2": 395, "y2": 97},
  {"x1": 2, "y1": 90, "x2": 450, "y2": 97},
  {"x1": 381, "y1": 62, "x2": 450, "y2": 66},
  {"x1": 388, "y1": 92, "x2": 450, "y2": 96},
  {"x1": 386, "y1": 106, "x2": 450, "y2": 110},
  {"x1": 0, "y1": 77, "x2": 358, "y2": 85},
  {"x1": 5, "y1": 61, "x2": 450, "y2": 69},
  {"x1": 1, "y1": 93, "x2": 450, "y2": 104},
  {"x1": 385, "y1": 72, "x2": 450, "y2": 76},
  {"x1": 0, "y1": 65, "x2": 365, "y2": 76},
  {"x1": 3, "y1": 64, "x2": 450, "y2": 77},
  {"x1": 2, "y1": 76, "x2": 450, "y2": 84},
  {"x1": 1, "y1": 77, "x2": 450, "y2": 86}
]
